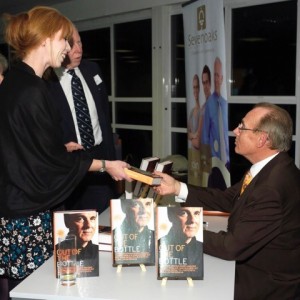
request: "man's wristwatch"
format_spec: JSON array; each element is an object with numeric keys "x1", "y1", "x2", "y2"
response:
[{"x1": 99, "y1": 160, "x2": 106, "y2": 172}]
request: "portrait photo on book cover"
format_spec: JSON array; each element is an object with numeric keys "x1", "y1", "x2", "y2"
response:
[
  {"x1": 53, "y1": 210, "x2": 99, "y2": 277},
  {"x1": 111, "y1": 198, "x2": 155, "y2": 266},
  {"x1": 157, "y1": 206, "x2": 203, "y2": 279}
]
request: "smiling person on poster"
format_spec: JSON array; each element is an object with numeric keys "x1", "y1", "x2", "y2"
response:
[
  {"x1": 187, "y1": 74, "x2": 202, "y2": 150},
  {"x1": 0, "y1": 6, "x2": 130, "y2": 299},
  {"x1": 154, "y1": 102, "x2": 300, "y2": 300},
  {"x1": 201, "y1": 57, "x2": 229, "y2": 189}
]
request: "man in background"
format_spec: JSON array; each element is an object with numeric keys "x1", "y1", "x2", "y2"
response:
[{"x1": 47, "y1": 27, "x2": 117, "y2": 213}]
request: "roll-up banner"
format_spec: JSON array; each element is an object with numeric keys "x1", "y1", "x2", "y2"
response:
[{"x1": 183, "y1": 0, "x2": 230, "y2": 189}]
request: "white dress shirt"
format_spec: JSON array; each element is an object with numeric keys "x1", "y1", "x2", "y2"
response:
[{"x1": 56, "y1": 67, "x2": 102, "y2": 146}]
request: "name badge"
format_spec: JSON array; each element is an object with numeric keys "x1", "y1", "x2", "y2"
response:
[{"x1": 94, "y1": 74, "x2": 102, "y2": 85}]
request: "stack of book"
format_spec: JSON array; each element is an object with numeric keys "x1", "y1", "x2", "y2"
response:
[{"x1": 124, "y1": 156, "x2": 173, "y2": 201}]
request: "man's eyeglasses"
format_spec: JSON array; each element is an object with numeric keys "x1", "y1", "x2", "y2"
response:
[{"x1": 237, "y1": 123, "x2": 267, "y2": 133}]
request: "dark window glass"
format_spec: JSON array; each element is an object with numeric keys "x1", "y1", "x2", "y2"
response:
[
  {"x1": 171, "y1": 102, "x2": 187, "y2": 128},
  {"x1": 171, "y1": 14, "x2": 186, "y2": 98},
  {"x1": 116, "y1": 102, "x2": 152, "y2": 125},
  {"x1": 80, "y1": 28, "x2": 111, "y2": 95},
  {"x1": 232, "y1": 1, "x2": 297, "y2": 96},
  {"x1": 172, "y1": 132, "x2": 187, "y2": 158},
  {"x1": 116, "y1": 129, "x2": 152, "y2": 167},
  {"x1": 229, "y1": 103, "x2": 296, "y2": 134},
  {"x1": 114, "y1": 19, "x2": 152, "y2": 97}
]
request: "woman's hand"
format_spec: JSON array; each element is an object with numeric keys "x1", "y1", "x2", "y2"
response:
[{"x1": 105, "y1": 160, "x2": 132, "y2": 182}]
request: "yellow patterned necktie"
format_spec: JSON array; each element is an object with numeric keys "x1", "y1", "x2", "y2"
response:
[{"x1": 240, "y1": 171, "x2": 253, "y2": 195}]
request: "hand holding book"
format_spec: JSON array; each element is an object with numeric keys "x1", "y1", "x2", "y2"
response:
[
  {"x1": 152, "y1": 171, "x2": 181, "y2": 196},
  {"x1": 124, "y1": 166, "x2": 162, "y2": 186}
]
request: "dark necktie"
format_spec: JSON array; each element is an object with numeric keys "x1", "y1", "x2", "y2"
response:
[{"x1": 68, "y1": 69, "x2": 95, "y2": 149}]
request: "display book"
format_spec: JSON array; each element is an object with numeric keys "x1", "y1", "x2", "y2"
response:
[
  {"x1": 156, "y1": 206, "x2": 204, "y2": 280},
  {"x1": 110, "y1": 198, "x2": 155, "y2": 267},
  {"x1": 53, "y1": 209, "x2": 99, "y2": 277}
]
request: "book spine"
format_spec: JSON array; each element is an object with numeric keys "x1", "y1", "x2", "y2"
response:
[{"x1": 125, "y1": 168, "x2": 158, "y2": 185}]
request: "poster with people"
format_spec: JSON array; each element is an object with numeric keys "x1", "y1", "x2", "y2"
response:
[{"x1": 183, "y1": 0, "x2": 230, "y2": 189}]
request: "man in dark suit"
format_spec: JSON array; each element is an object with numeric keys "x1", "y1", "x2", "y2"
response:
[
  {"x1": 47, "y1": 27, "x2": 117, "y2": 213},
  {"x1": 154, "y1": 102, "x2": 300, "y2": 300}
]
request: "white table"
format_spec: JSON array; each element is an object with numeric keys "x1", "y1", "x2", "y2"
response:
[{"x1": 11, "y1": 210, "x2": 235, "y2": 300}]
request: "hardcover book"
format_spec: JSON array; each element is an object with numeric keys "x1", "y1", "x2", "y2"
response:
[
  {"x1": 156, "y1": 206, "x2": 204, "y2": 280},
  {"x1": 133, "y1": 156, "x2": 160, "y2": 198},
  {"x1": 53, "y1": 210, "x2": 99, "y2": 277},
  {"x1": 125, "y1": 166, "x2": 162, "y2": 186},
  {"x1": 111, "y1": 198, "x2": 155, "y2": 266}
]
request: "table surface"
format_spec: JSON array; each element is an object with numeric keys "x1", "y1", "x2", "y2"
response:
[{"x1": 11, "y1": 209, "x2": 235, "y2": 300}]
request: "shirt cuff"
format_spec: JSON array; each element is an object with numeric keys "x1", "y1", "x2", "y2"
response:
[{"x1": 175, "y1": 182, "x2": 188, "y2": 203}]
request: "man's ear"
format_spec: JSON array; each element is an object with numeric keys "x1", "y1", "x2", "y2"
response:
[{"x1": 257, "y1": 132, "x2": 269, "y2": 148}]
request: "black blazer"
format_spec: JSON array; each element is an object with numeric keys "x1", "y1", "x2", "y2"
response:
[
  {"x1": 185, "y1": 152, "x2": 300, "y2": 299},
  {"x1": 47, "y1": 60, "x2": 116, "y2": 161}
]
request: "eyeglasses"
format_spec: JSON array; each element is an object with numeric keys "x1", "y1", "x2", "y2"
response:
[{"x1": 237, "y1": 123, "x2": 267, "y2": 134}]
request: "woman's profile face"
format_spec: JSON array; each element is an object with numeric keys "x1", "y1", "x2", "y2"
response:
[{"x1": 47, "y1": 29, "x2": 71, "y2": 68}]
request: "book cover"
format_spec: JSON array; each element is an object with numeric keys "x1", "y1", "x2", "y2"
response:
[
  {"x1": 53, "y1": 210, "x2": 99, "y2": 277},
  {"x1": 147, "y1": 160, "x2": 173, "y2": 199},
  {"x1": 125, "y1": 167, "x2": 162, "y2": 186},
  {"x1": 133, "y1": 156, "x2": 160, "y2": 198},
  {"x1": 111, "y1": 198, "x2": 155, "y2": 266},
  {"x1": 98, "y1": 225, "x2": 112, "y2": 252},
  {"x1": 156, "y1": 206, "x2": 204, "y2": 280}
]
